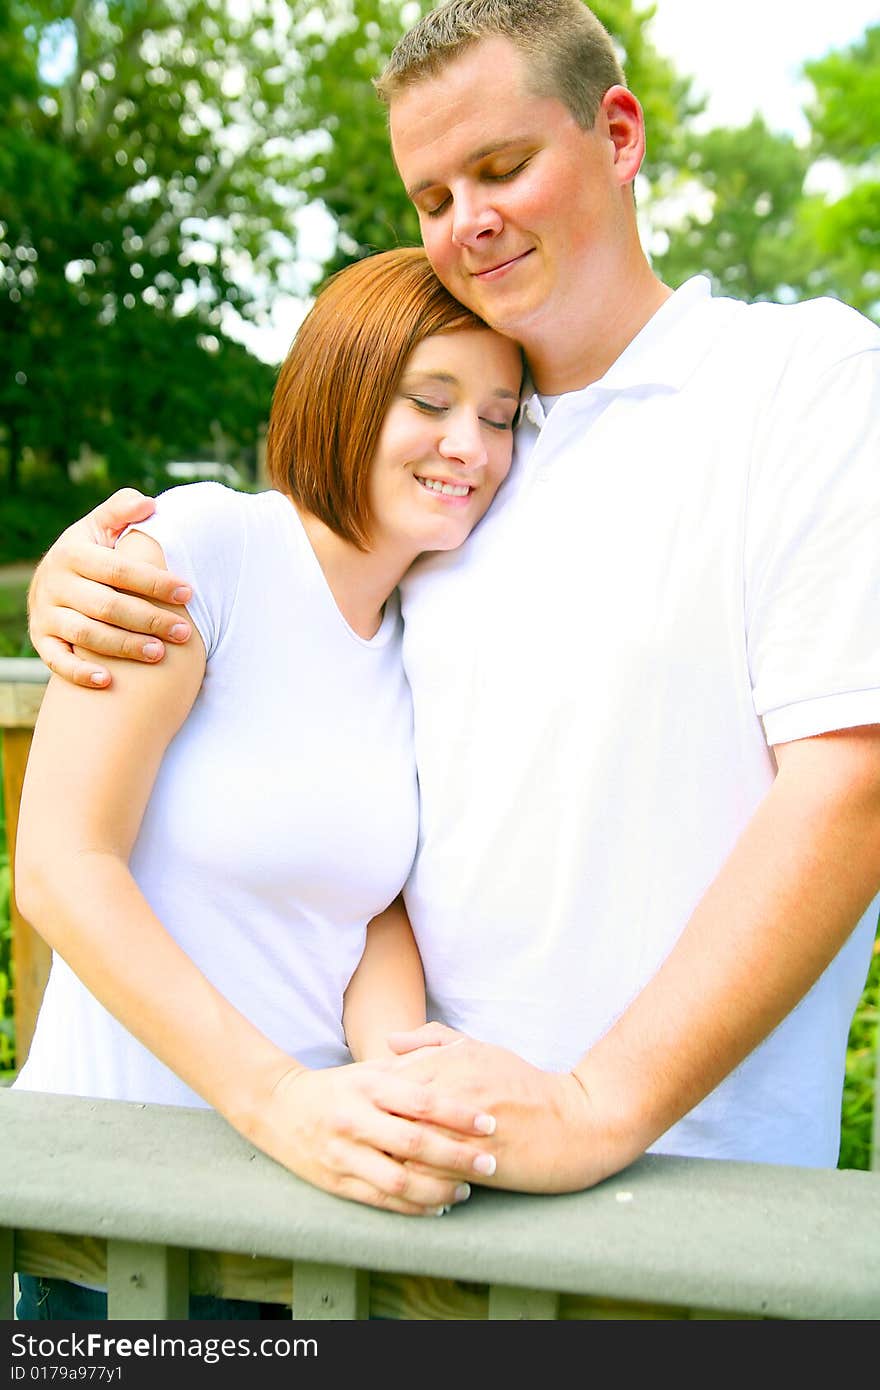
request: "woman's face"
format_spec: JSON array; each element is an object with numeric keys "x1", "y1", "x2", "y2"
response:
[{"x1": 366, "y1": 327, "x2": 522, "y2": 559}]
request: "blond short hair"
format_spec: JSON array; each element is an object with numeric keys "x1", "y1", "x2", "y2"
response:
[{"x1": 375, "y1": 0, "x2": 626, "y2": 130}]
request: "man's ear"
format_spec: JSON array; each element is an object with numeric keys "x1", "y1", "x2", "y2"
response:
[{"x1": 598, "y1": 85, "x2": 646, "y2": 187}]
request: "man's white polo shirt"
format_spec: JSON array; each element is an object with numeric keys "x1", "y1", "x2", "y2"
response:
[{"x1": 400, "y1": 276, "x2": 880, "y2": 1167}]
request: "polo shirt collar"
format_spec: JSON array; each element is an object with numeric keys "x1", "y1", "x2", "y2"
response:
[{"x1": 521, "y1": 276, "x2": 724, "y2": 426}]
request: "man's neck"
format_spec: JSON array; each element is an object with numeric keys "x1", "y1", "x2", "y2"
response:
[{"x1": 526, "y1": 269, "x2": 673, "y2": 395}]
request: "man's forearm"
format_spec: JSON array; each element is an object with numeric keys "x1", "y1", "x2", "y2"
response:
[
  {"x1": 574, "y1": 726, "x2": 880, "y2": 1164},
  {"x1": 388, "y1": 728, "x2": 880, "y2": 1191}
]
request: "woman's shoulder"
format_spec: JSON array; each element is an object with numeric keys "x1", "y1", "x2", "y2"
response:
[
  {"x1": 153, "y1": 480, "x2": 260, "y2": 523},
  {"x1": 151, "y1": 482, "x2": 290, "y2": 552}
]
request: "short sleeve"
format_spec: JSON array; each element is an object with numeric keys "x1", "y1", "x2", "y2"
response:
[
  {"x1": 744, "y1": 303, "x2": 880, "y2": 746},
  {"x1": 122, "y1": 482, "x2": 246, "y2": 660}
]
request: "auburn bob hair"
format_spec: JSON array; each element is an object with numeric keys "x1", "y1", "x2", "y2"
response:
[{"x1": 266, "y1": 247, "x2": 490, "y2": 549}]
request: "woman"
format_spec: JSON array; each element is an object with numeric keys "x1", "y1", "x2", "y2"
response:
[{"x1": 14, "y1": 248, "x2": 522, "y2": 1316}]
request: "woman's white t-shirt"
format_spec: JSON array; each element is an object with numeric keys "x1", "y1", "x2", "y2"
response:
[{"x1": 17, "y1": 484, "x2": 419, "y2": 1104}]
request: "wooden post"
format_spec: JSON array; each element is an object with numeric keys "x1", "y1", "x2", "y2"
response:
[
  {"x1": 107, "y1": 1240, "x2": 189, "y2": 1320},
  {"x1": 488, "y1": 1284, "x2": 560, "y2": 1319},
  {"x1": 1, "y1": 666, "x2": 50, "y2": 1071},
  {"x1": 290, "y1": 1262, "x2": 368, "y2": 1320}
]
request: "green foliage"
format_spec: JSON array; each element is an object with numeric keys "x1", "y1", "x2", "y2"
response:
[
  {"x1": 652, "y1": 23, "x2": 879, "y2": 319},
  {"x1": 840, "y1": 931, "x2": 879, "y2": 1171},
  {"x1": 651, "y1": 117, "x2": 818, "y2": 302},
  {"x1": 805, "y1": 24, "x2": 880, "y2": 159},
  {"x1": 801, "y1": 26, "x2": 880, "y2": 317},
  {"x1": 0, "y1": 476, "x2": 113, "y2": 567},
  {"x1": 294, "y1": 0, "x2": 430, "y2": 275},
  {"x1": 1, "y1": 0, "x2": 288, "y2": 491},
  {"x1": 0, "y1": 741, "x2": 14, "y2": 1074},
  {"x1": 0, "y1": 582, "x2": 33, "y2": 658}
]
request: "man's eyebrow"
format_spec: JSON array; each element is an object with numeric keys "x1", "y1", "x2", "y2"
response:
[{"x1": 405, "y1": 138, "x2": 532, "y2": 199}]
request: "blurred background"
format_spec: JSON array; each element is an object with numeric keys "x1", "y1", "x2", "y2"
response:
[
  {"x1": 0, "y1": 1, "x2": 878, "y2": 1160},
  {"x1": 2, "y1": 0, "x2": 878, "y2": 591}
]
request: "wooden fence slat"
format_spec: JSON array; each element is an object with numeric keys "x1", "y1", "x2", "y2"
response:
[
  {"x1": 0, "y1": 669, "x2": 47, "y2": 729},
  {"x1": 16, "y1": 1230, "x2": 107, "y2": 1288},
  {"x1": 488, "y1": 1284, "x2": 560, "y2": 1320},
  {"x1": 290, "y1": 1262, "x2": 368, "y2": 1320},
  {"x1": 106, "y1": 1240, "x2": 189, "y2": 1320},
  {"x1": 2, "y1": 725, "x2": 52, "y2": 1069},
  {"x1": 0, "y1": 1228, "x2": 13, "y2": 1320}
]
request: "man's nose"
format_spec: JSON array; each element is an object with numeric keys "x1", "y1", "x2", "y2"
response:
[{"x1": 451, "y1": 190, "x2": 503, "y2": 247}]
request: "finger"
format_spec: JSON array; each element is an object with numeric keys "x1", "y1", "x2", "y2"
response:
[
  {"x1": 371, "y1": 1072, "x2": 494, "y2": 1136},
  {"x1": 332, "y1": 1144, "x2": 472, "y2": 1213},
  {"x1": 31, "y1": 635, "x2": 111, "y2": 690},
  {"x1": 331, "y1": 1174, "x2": 441, "y2": 1218},
  {"x1": 48, "y1": 542, "x2": 192, "y2": 609},
  {"x1": 61, "y1": 574, "x2": 191, "y2": 643},
  {"x1": 404, "y1": 1157, "x2": 500, "y2": 1190},
  {"x1": 386, "y1": 1022, "x2": 463, "y2": 1053},
  {"x1": 86, "y1": 488, "x2": 158, "y2": 546},
  {"x1": 47, "y1": 606, "x2": 172, "y2": 663},
  {"x1": 355, "y1": 1106, "x2": 495, "y2": 1184}
]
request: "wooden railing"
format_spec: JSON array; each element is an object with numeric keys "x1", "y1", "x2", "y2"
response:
[
  {"x1": 2, "y1": 657, "x2": 879, "y2": 1321},
  {"x1": 3, "y1": 1088, "x2": 880, "y2": 1320}
]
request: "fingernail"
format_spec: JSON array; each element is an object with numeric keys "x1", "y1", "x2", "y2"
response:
[
  {"x1": 171, "y1": 586, "x2": 191, "y2": 603},
  {"x1": 142, "y1": 641, "x2": 162, "y2": 660},
  {"x1": 454, "y1": 1183, "x2": 471, "y2": 1203},
  {"x1": 169, "y1": 623, "x2": 190, "y2": 641},
  {"x1": 431, "y1": 1205, "x2": 450, "y2": 1217},
  {"x1": 474, "y1": 1112, "x2": 496, "y2": 1136},
  {"x1": 89, "y1": 671, "x2": 109, "y2": 687},
  {"x1": 473, "y1": 1153, "x2": 496, "y2": 1176}
]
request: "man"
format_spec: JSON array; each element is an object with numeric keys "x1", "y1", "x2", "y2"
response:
[{"x1": 27, "y1": 0, "x2": 880, "y2": 1192}]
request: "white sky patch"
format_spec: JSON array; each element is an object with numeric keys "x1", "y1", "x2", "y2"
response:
[
  {"x1": 648, "y1": 0, "x2": 878, "y2": 139},
  {"x1": 221, "y1": 201, "x2": 337, "y2": 364}
]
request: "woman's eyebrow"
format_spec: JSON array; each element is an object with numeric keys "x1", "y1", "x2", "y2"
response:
[
  {"x1": 402, "y1": 371, "x2": 458, "y2": 386},
  {"x1": 402, "y1": 373, "x2": 520, "y2": 401}
]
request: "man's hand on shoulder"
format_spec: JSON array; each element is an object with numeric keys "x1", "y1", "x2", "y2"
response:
[
  {"x1": 387, "y1": 1023, "x2": 619, "y2": 1193},
  {"x1": 28, "y1": 488, "x2": 194, "y2": 688}
]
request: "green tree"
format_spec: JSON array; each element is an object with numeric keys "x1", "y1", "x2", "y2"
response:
[
  {"x1": 650, "y1": 24, "x2": 879, "y2": 319},
  {"x1": 1, "y1": 0, "x2": 299, "y2": 490},
  {"x1": 650, "y1": 118, "x2": 818, "y2": 302},
  {"x1": 801, "y1": 24, "x2": 880, "y2": 317}
]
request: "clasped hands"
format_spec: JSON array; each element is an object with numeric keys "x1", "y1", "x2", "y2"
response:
[
  {"x1": 385, "y1": 1023, "x2": 607, "y2": 1195},
  {"x1": 245, "y1": 1026, "x2": 602, "y2": 1218}
]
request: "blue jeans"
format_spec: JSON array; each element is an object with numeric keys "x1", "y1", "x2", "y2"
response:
[{"x1": 17, "y1": 1275, "x2": 288, "y2": 1320}]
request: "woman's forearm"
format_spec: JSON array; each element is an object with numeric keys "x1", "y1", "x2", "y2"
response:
[
  {"x1": 343, "y1": 896, "x2": 426, "y2": 1060},
  {"x1": 19, "y1": 853, "x2": 493, "y2": 1213},
  {"x1": 17, "y1": 848, "x2": 296, "y2": 1135}
]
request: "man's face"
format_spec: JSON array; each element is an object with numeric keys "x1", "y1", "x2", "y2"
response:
[{"x1": 389, "y1": 36, "x2": 632, "y2": 352}]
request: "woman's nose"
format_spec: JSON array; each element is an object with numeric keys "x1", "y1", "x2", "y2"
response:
[{"x1": 437, "y1": 413, "x2": 488, "y2": 468}]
